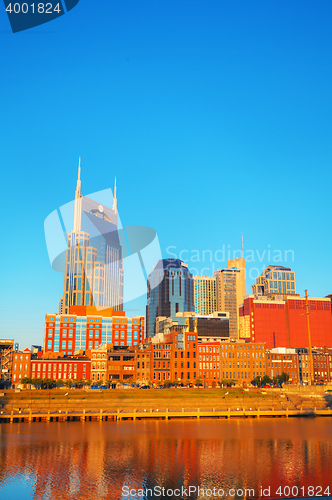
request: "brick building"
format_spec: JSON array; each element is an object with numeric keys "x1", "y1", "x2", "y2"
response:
[
  {"x1": 12, "y1": 348, "x2": 31, "y2": 384},
  {"x1": 198, "y1": 341, "x2": 266, "y2": 387},
  {"x1": 239, "y1": 295, "x2": 332, "y2": 349},
  {"x1": 266, "y1": 348, "x2": 299, "y2": 383},
  {"x1": 107, "y1": 347, "x2": 136, "y2": 383},
  {"x1": 31, "y1": 355, "x2": 90, "y2": 382}
]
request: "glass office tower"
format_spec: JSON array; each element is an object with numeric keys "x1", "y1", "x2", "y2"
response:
[
  {"x1": 61, "y1": 162, "x2": 124, "y2": 314},
  {"x1": 146, "y1": 259, "x2": 194, "y2": 337}
]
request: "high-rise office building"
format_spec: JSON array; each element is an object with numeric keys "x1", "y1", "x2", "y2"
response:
[
  {"x1": 60, "y1": 161, "x2": 124, "y2": 314},
  {"x1": 146, "y1": 259, "x2": 194, "y2": 337},
  {"x1": 214, "y1": 269, "x2": 239, "y2": 341},
  {"x1": 252, "y1": 266, "x2": 296, "y2": 297},
  {"x1": 193, "y1": 276, "x2": 217, "y2": 315},
  {"x1": 214, "y1": 258, "x2": 247, "y2": 341},
  {"x1": 228, "y1": 257, "x2": 246, "y2": 302}
]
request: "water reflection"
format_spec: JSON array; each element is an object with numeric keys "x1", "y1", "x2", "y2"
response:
[{"x1": 0, "y1": 419, "x2": 332, "y2": 499}]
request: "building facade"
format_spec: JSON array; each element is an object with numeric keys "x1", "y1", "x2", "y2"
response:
[
  {"x1": 12, "y1": 348, "x2": 31, "y2": 384},
  {"x1": 214, "y1": 269, "x2": 240, "y2": 341},
  {"x1": 239, "y1": 295, "x2": 332, "y2": 349},
  {"x1": 89, "y1": 345, "x2": 108, "y2": 382},
  {"x1": 44, "y1": 305, "x2": 144, "y2": 355},
  {"x1": 198, "y1": 341, "x2": 266, "y2": 386},
  {"x1": 252, "y1": 266, "x2": 296, "y2": 297},
  {"x1": 193, "y1": 276, "x2": 217, "y2": 315},
  {"x1": 31, "y1": 355, "x2": 91, "y2": 382},
  {"x1": 266, "y1": 348, "x2": 299, "y2": 383},
  {"x1": 107, "y1": 347, "x2": 136, "y2": 383},
  {"x1": 146, "y1": 259, "x2": 194, "y2": 337},
  {"x1": 228, "y1": 257, "x2": 247, "y2": 302}
]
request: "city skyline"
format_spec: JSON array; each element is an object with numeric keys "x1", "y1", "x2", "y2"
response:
[{"x1": 2, "y1": 1, "x2": 332, "y2": 348}]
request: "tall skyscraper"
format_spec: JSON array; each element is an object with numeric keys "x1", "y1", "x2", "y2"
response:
[
  {"x1": 193, "y1": 276, "x2": 217, "y2": 315},
  {"x1": 228, "y1": 257, "x2": 246, "y2": 303},
  {"x1": 213, "y1": 258, "x2": 247, "y2": 341},
  {"x1": 60, "y1": 160, "x2": 124, "y2": 314},
  {"x1": 146, "y1": 259, "x2": 194, "y2": 337},
  {"x1": 214, "y1": 269, "x2": 239, "y2": 340}
]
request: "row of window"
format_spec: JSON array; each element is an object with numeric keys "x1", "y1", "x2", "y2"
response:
[{"x1": 32, "y1": 363, "x2": 85, "y2": 371}]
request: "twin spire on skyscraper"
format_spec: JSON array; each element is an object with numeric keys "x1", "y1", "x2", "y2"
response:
[
  {"x1": 73, "y1": 157, "x2": 118, "y2": 231},
  {"x1": 113, "y1": 176, "x2": 117, "y2": 214},
  {"x1": 73, "y1": 157, "x2": 82, "y2": 232}
]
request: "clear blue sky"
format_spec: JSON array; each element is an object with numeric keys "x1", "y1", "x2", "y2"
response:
[{"x1": 1, "y1": 0, "x2": 332, "y2": 348}]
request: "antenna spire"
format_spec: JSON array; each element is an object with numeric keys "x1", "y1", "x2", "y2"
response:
[
  {"x1": 73, "y1": 157, "x2": 82, "y2": 231},
  {"x1": 242, "y1": 233, "x2": 244, "y2": 259},
  {"x1": 113, "y1": 177, "x2": 117, "y2": 213}
]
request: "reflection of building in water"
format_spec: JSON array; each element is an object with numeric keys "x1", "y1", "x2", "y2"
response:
[
  {"x1": 1, "y1": 422, "x2": 332, "y2": 499},
  {"x1": 60, "y1": 161, "x2": 124, "y2": 315}
]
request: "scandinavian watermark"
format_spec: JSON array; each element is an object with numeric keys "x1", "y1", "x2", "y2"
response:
[{"x1": 166, "y1": 245, "x2": 295, "y2": 280}]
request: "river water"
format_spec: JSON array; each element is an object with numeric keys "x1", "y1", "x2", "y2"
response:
[{"x1": 0, "y1": 419, "x2": 332, "y2": 500}]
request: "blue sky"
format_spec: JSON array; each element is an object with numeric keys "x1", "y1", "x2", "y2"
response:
[{"x1": 1, "y1": 0, "x2": 332, "y2": 348}]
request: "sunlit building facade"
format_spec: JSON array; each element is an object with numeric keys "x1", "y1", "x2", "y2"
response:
[
  {"x1": 193, "y1": 276, "x2": 217, "y2": 315},
  {"x1": 44, "y1": 305, "x2": 144, "y2": 355},
  {"x1": 252, "y1": 265, "x2": 296, "y2": 297},
  {"x1": 146, "y1": 259, "x2": 194, "y2": 337}
]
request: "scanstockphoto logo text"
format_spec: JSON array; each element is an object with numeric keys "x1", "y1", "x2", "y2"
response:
[{"x1": 166, "y1": 245, "x2": 295, "y2": 279}]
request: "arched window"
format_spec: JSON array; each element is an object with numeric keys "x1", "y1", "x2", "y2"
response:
[
  {"x1": 97, "y1": 373, "x2": 100, "y2": 381},
  {"x1": 97, "y1": 362, "x2": 100, "y2": 369},
  {"x1": 92, "y1": 363, "x2": 95, "y2": 370},
  {"x1": 102, "y1": 363, "x2": 105, "y2": 370},
  {"x1": 92, "y1": 373, "x2": 95, "y2": 380}
]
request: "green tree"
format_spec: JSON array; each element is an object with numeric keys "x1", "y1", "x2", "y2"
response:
[
  {"x1": 278, "y1": 372, "x2": 290, "y2": 383},
  {"x1": 42, "y1": 378, "x2": 55, "y2": 389},
  {"x1": 262, "y1": 375, "x2": 272, "y2": 385},
  {"x1": 31, "y1": 377, "x2": 43, "y2": 389},
  {"x1": 195, "y1": 379, "x2": 203, "y2": 387},
  {"x1": 21, "y1": 377, "x2": 32, "y2": 386},
  {"x1": 163, "y1": 379, "x2": 173, "y2": 388}
]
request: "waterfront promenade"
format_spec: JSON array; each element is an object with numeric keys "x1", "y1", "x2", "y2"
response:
[
  {"x1": 1, "y1": 406, "x2": 332, "y2": 423},
  {"x1": 1, "y1": 387, "x2": 331, "y2": 423}
]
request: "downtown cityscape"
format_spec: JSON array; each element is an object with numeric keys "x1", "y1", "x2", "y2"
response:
[
  {"x1": 2, "y1": 164, "x2": 332, "y2": 390},
  {"x1": 2, "y1": 1, "x2": 332, "y2": 499}
]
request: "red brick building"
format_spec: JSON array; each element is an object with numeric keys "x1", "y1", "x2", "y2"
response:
[
  {"x1": 135, "y1": 329, "x2": 198, "y2": 384},
  {"x1": 12, "y1": 348, "x2": 31, "y2": 384},
  {"x1": 107, "y1": 347, "x2": 136, "y2": 383},
  {"x1": 239, "y1": 295, "x2": 332, "y2": 349},
  {"x1": 266, "y1": 348, "x2": 299, "y2": 383},
  {"x1": 198, "y1": 341, "x2": 266, "y2": 387},
  {"x1": 31, "y1": 355, "x2": 91, "y2": 381}
]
